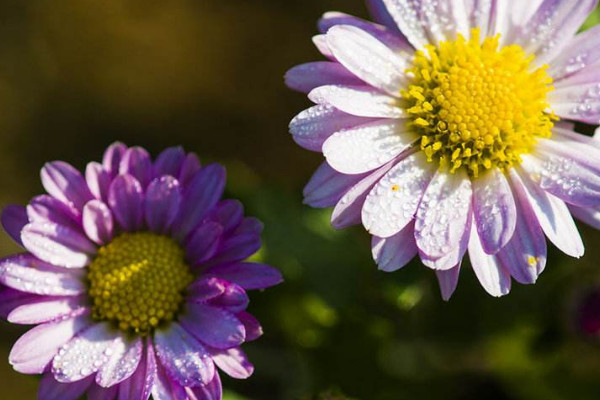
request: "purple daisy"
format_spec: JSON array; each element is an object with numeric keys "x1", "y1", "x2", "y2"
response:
[
  {"x1": 286, "y1": 0, "x2": 600, "y2": 299},
  {"x1": 0, "y1": 142, "x2": 282, "y2": 400}
]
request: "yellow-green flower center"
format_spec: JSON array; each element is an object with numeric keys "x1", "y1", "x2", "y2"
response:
[
  {"x1": 87, "y1": 232, "x2": 193, "y2": 334},
  {"x1": 404, "y1": 29, "x2": 557, "y2": 177}
]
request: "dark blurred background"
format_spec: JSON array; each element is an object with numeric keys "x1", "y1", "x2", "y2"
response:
[{"x1": 1, "y1": 1, "x2": 600, "y2": 399}]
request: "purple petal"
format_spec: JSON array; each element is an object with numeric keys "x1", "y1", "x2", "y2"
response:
[
  {"x1": 331, "y1": 161, "x2": 395, "y2": 229},
  {"x1": 309, "y1": 85, "x2": 406, "y2": 118},
  {"x1": 9, "y1": 314, "x2": 91, "y2": 374},
  {"x1": 119, "y1": 147, "x2": 152, "y2": 188},
  {"x1": 285, "y1": 61, "x2": 364, "y2": 94},
  {"x1": 8, "y1": 295, "x2": 86, "y2": 324},
  {"x1": 468, "y1": 227, "x2": 511, "y2": 297},
  {"x1": 436, "y1": 265, "x2": 461, "y2": 301},
  {"x1": 0, "y1": 253, "x2": 86, "y2": 295},
  {"x1": 210, "y1": 347, "x2": 253, "y2": 379},
  {"x1": 186, "y1": 222, "x2": 223, "y2": 266},
  {"x1": 362, "y1": 152, "x2": 435, "y2": 237},
  {"x1": 179, "y1": 303, "x2": 245, "y2": 349},
  {"x1": 188, "y1": 372, "x2": 222, "y2": 400},
  {"x1": 207, "y1": 218, "x2": 262, "y2": 265},
  {"x1": 289, "y1": 104, "x2": 372, "y2": 153},
  {"x1": 236, "y1": 311, "x2": 263, "y2": 341},
  {"x1": 144, "y1": 176, "x2": 182, "y2": 234},
  {"x1": 0, "y1": 287, "x2": 39, "y2": 319},
  {"x1": 86, "y1": 162, "x2": 112, "y2": 202},
  {"x1": 303, "y1": 162, "x2": 368, "y2": 208},
  {"x1": 41, "y1": 161, "x2": 94, "y2": 210},
  {"x1": 472, "y1": 168, "x2": 517, "y2": 254},
  {"x1": 117, "y1": 338, "x2": 156, "y2": 400},
  {"x1": 371, "y1": 222, "x2": 417, "y2": 272},
  {"x1": 178, "y1": 153, "x2": 202, "y2": 187},
  {"x1": 153, "y1": 323, "x2": 215, "y2": 387},
  {"x1": 108, "y1": 174, "x2": 144, "y2": 231},
  {"x1": 102, "y1": 142, "x2": 128, "y2": 177},
  {"x1": 153, "y1": 146, "x2": 186, "y2": 178},
  {"x1": 87, "y1": 383, "x2": 118, "y2": 400},
  {"x1": 38, "y1": 374, "x2": 94, "y2": 400},
  {"x1": 97, "y1": 336, "x2": 142, "y2": 387},
  {"x1": 172, "y1": 164, "x2": 225, "y2": 240},
  {"x1": 187, "y1": 277, "x2": 227, "y2": 302},
  {"x1": 21, "y1": 222, "x2": 96, "y2": 268},
  {"x1": 52, "y1": 322, "x2": 119, "y2": 383},
  {"x1": 569, "y1": 204, "x2": 600, "y2": 230},
  {"x1": 205, "y1": 282, "x2": 249, "y2": 313},
  {"x1": 1, "y1": 205, "x2": 27, "y2": 246},
  {"x1": 205, "y1": 262, "x2": 283, "y2": 290},
  {"x1": 549, "y1": 23, "x2": 600, "y2": 80},
  {"x1": 366, "y1": 0, "x2": 403, "y2": 31},
  {"x1": 28, "y1": 195, "x2": 82, "y2": 229},
  {"x1": 152, "y1": 356, "x2": 188, "y2": 400},
  {"x1": 207, "y1": 200, "x2": 244, "y2": 235},
  {"x1": 83, "y1": 200, "x2": 114, "y2": 245}
]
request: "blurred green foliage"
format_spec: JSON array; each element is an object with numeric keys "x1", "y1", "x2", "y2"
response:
[{"x1": 0, "y1": 1, "x2": 599, "y2": 399}]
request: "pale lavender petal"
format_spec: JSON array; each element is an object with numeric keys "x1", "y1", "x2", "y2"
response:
[
  {"x1": 108, "y1": 174, "x2": 144, "y2": 232},
  {"x1": 38, "y1": 374, "x2": 93, "y2": 400},
  {"x1": 308, "y1": 85, "x2": 406, "y2": 118},
  {"x1": 189, "y1": 372, "x2": 221, "y2": 400},
  {"x1": 152, "y1": 358, "x2": 187, "y2": 400},
  {"x1": 0, "y1": 253, "x2": 86, "y2": 295},
  {"x1": 289, "y1": 104, "x2": 372, "y2": 152},
  {"x1": 102, "y1": 142, "x2": 128, "y2": 177},
  {"x1": 179, "y1": 303, "x2": 245, "y2": 349},
  {"x1": 87, "y1": 383, "x2": 118, "y2": 400},
  {"x1": 117, "y1": 338, "x2": 156, "y2": 400},
  {"x1": 27, "y1": 195, "x2": 81, "y2": 229},
  {"x1": 8, "y1": 295, "x2": 86, "y2": 324},
  {"x1": 468, "y1": 227, "x2": 511, "y2": 297},
  {"x1": 420, "y1": 221, "x2": 470, "y2": 271},
  {"x1": 331, "y1": 162, "x2": 395, "y2": 229},
  {"x1": 144, "y1": 176, "x2": 182, "y2": 234},
  {"x1": 97, "y1": 336, "x2": 142, "y2": 387},
  {"x1": 362, "y1": 152, "x2": 435, "y2": 237},
  {"x1": 83, "y1": 200, "x2": 114, "y2": 245},
  {"x1": 207, "y1": 218, "x2": 262, "y2": 265},
  {"x1": 371, "y1": 222, "x2": 417, "y2": 272},
  {"x1": 178, "y1": 153, "x2": 202, "y2": 187},
  {"x1": 415, "y1": 169, "x2": 473, "y2": 259},
  {"x1": 513, "y1": 166, "x2": 584, "y2": 258},
  {"x1": 436, "y1": 265, "x2": 461, "y2": 301},
  {"x1": 569, "y1": 204, "x2": 600, "y2": 230},
  {"x1": 205, "y1": 262, "x2": 283, "y2": 290},
  {"x1": 472, "y1": 168, "x2": 517, "y2": 254},
  {"x1": 172, "y1": 164, "x2": 225, "y2": 240},
  {"x1": 52, "y1": 322, "x2": 119, "y2": 383},
  {"x1": 326, "y1": 25, "x2": 410, "y2": 95},
  {"x1": 549, "y1": 24, "x2": 600, "y2": 80},
  {"x1": 153, "y1": 323, "x2": 215, "y2": 386},
  {"x1": 119, "y1": 147, "x2": 153, "y2": 188},
  {"x1": 313, "y1": 34, "x2": 334, "y2": 59},
  {"x1": 41, "y1": 161, "x2": 94, "y2": 210},
  {"x1": 207, "y1": 200, "x2": 243, "y2": 234},
  {"x1": 9, "y1": 314, "x2": 91, "y2": 374},
  {"x1": 285, "y1": 61, "x2": 364, "y2": 94},
  {"x1": 210, "y1": 347, "x2": 253, "y2": 379},
  {"x1": 303, "y1": 162, "x2": 367, "y2": 208},
  {"x1": 489, "y1": 0, "x2": 543, "y2": 44},
  {"x1": 153, "y1": 146, "x2": 185, "y2": 178},
  {"x1": 186, "y1": 222, "x2": 223, "y2": 266},
  {"x1": 323, "y1": 119, "x2": 417, "y2": 174},
  {"x1": 550, "y1": 78, "x2": 600, "y2": 124},
  {"x1": 319, "y1": 11, "x2": 410, "y2": 51},
  {"x1": 1, "y1": 205, "x2": 27, "y2": 246},
  {"x1": 21, "y1": 222, "x2": 96, "y2": 268},
  {"x1": 236, "y1": 311, "x2": 263, "y2": 341},
  {"x1": 86, "y1": 162, "x2": 111, "y2": 202}
]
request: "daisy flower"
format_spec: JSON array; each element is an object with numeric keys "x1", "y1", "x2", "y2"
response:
[
  {"x1": 0, "y1": 143, "x2": 282, "y2": 400},
  {"x1": 286, "y1": 0, "x2": 600, "y2": 299}
]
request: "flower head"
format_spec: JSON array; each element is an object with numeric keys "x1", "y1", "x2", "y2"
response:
[
  {"x1": 0, "y1": 143, "x2": 282, "y2": 399},
  {"x1": 286, "y1": 0, "x2": 600, "y2": 298}
]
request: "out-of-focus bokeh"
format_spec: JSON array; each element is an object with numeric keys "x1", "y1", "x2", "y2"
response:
[{"x1": 0, "y1": 1, "x2": 600, "y2": 399}]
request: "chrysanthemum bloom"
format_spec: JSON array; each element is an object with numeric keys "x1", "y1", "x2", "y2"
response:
[
  {"x1": 0, "y1": 143, "x2": 282, "y2": 400},
  {"x1": 286, "y1": 0, "x2": 600, "y2": 299}
]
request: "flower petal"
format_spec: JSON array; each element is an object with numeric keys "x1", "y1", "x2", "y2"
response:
[
  {"x1": 27, "y1": 195, "x2": 81, "y2": 229},
  {"x1": 1, "y1": 205, "x2": 27, "y2": 246},
  {"x1": 189, "y1": 372, "x2": 222, "y2": 400},
  {"x1": 180, "y1": 303, "x2": 245, "y2": 349},
  {"x1": 153, "y1": 323, "x2": 215, "y2": 387},
  {"x1": 117, "y1": 338, "x2": 156, "y2": 400},
  {"x1": 8, "y1": 295, "x2": 86, "y2": 324},
  {"x1": 309, "y1": 85, "x2": 406, "y2": 118},
  {"x1": 87, "y1": 383, "x2": 118, "y2": 400},
  {"x1": 177, "y1": 153, "x2": 202, "y2": 187},
  {"x1": 569, "y1": 204, "x2": 600, "y2": 230},
  {"x1": 207, "y1": 200, "x2": 244, "y2": 234},
  {"x1": 0, "y1": 253, "x2": 86, "y2": 295},
  {"x1": 0, "y1": 287, "x2": 39, "y2": 319},
  {"x1": 549, "y1": 23, "x2": 600, "y2": 80},
  {"x1": 119, "y1": 147, "x2": 153, "y2": 188},
  {"x1": 436, "y1": 264, "x2": 461, "y2": 301},
  {"x1": 550, "y1": 78, "x2": 600, "y2": 125},
  {"x1": 371, "y1": 222, "x2": 417, "y2": 272},
  {"x1": 285, "y1": 61, "x2": 364, "y2": 94},
  {"x1": 323, "y1": 119, "x2": 417, "y2": 174},
  {"x1": 108, "y1": 174, "x2": 144, "y2": 232},
  {"x1": 468, "y1": 226, "x2": 511, "y2": 297},
  {"x1": 186, "y1": 222, "x2": 223, "y2": 266},
  {"x1": 415, "y1": 169, "x2": 473, "y2": 259},
  {"x1": 210, "y1": 347, "x2": 253, "y2": 379},
  {"x1": 86, "y1": 162, "x2": 111, "y2": 202},
  {"x1": 206, "y1": 262, "x2": 283, "y2": 290},
  {"x1": 153, "y1": 146, "x2": 186, "y2": 178},
  {"x1": 236, "y1": 311, "x2": 263, "y2": 342},
  {"x1": 207, "y1": 218, "x2": 262, "y2": 265},
  {"x1": 303, "y1": 162, "x2": 368, "y2": 208},
  {"x1": 97, "y1": 336, "x2": 142, "y2": 387},
  {"x1": 38, "y1": 374, "x2": 94, "y2": 400},
  {"x1": 10, "y1": 314, "x2": 91, "y2": 374},
  {"x1": 102, "y1": 142, "x2": 128, "y2": 177},
  {"x1": 362, "y1": 152, "x2": 435, "y2": 237},
  {"x1": 472, "y1": 168, "x2": 517, "y2": 254},
  {"x1": 83, "y1": 200, "x2": 114, "y2": 245},
  {"x1": 41, "y1": 161, "x2": 94, "y2": 210},
  {"x1": 144, "y1": 176, "x2": 182, "y2": 234},
  {"x1": 205, "y1": 282, "x2": 249, "y2": 313},
  {"x1": 289, "y1": 104, "x2": 372, "y2": 152}
]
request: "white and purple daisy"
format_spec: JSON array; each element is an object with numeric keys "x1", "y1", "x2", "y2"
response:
[
  {"x1": 286, "y1": 0, "x2": 600, "y2": 299},
  {"x1": 0, "y1": 142, "x2": 282, "y2": 400}
]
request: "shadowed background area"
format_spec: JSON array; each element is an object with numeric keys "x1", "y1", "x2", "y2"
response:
[{"x1": 0, "y1": 1, "x2": 600, "y2": 399}]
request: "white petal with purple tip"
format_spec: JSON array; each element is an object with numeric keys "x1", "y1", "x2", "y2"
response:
[
  {"x1": 468, "y1": 227, "x2": 511, "y2": 297},
  {"x1": 371, "y1": 222, "x2": 417, "y2": 272},
  {"x1": 8, "y1": 296, "x2": 86, "y2": 325},
  {"x1": 309, "y1": 85, "x2": 406, "y2": 118},
  {"x1": 97, "y1": 335, "x2": 142, "y2": 387},
  {"x1": 436, "y1": 264, "x2": 461, "y2": 301},
  {"x1": 303, "y1": 162, "x2": 367, "y2": 208},
  {"x1": 41, "y1": 161, "x2": 94, "y2": 211}
]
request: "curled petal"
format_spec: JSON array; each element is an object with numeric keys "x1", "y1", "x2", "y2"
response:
[
  {"x1": 41, "y1": 161, "x2": 94, "y2": 210},
  {"x1": 82, "y1": 200, "x2": 114, "y2": 245}
]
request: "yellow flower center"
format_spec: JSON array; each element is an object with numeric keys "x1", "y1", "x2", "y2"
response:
[
  {"x1": 87, "y1": 232, "x2": 193, "y2": 334},
  {"x1": 404, "y1": 29, "x2": 557, "y2": 177}
]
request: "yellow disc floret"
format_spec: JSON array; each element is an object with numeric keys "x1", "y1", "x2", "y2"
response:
[
  {"x1": 87, "y1": 232, "x2": 193, "y2": 334},
  {"x1": 404, "y1": 29, "x2": 557, "y2": 177}
]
